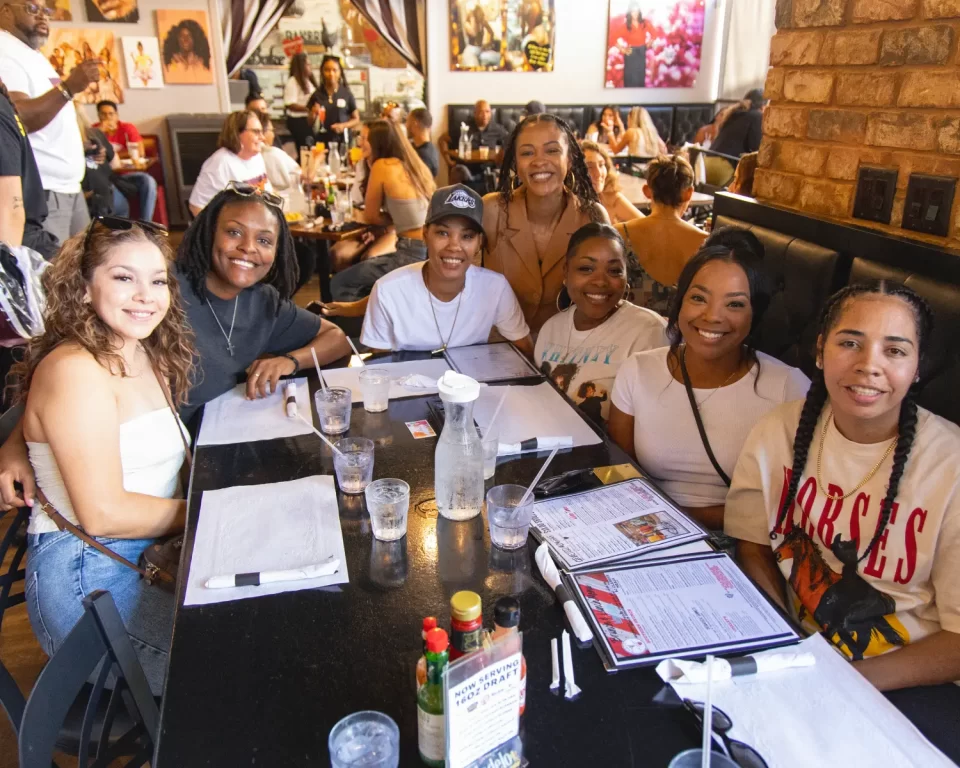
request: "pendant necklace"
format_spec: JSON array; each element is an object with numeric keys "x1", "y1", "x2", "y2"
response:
[
  {"x1": 425, "y1": 269, "x2": 463, "y2": 352},
  {"x1": 207, "y1": 296, "x2": 239, "y2": 357}
]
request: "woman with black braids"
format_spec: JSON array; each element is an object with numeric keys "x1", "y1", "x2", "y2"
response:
[
  {"x1": 726, "y1": 282, "x2": 960, "y2": 746},
  {"x1": 174, "y1": 185, "x2": 349, "y2": 422},
  {"x1": 482, "y1": 113, "x2": 609, "y2": 334}
]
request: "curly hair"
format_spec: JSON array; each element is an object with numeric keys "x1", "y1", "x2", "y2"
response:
[
  {"x1": 162, "y1": 19, "x2": 212, "y2": 69},
  {"x1": 13, "y1": 225, "x2": 195, "y2": 406},
  {"x1": 495, "y1": 113, "x2": 603, "y2": 222},
  {"x1": 176, "y1": 189, "x2": 298, "y2": 310},
  {"x1": 773, "y1": 281, "x2": 934, "y2": 563}
]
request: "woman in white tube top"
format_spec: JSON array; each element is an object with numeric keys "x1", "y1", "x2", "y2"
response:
[{"x1": 14, "y1": 217, "x2": 195, "y2": 695}]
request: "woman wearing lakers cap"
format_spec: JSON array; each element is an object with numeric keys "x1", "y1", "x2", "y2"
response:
[{"x1": 361, "y1": 184, "x2": 533, "y2": 355}]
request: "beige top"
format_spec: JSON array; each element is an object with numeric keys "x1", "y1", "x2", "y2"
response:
[
  {"x1": 482, "y1": 187, "x2": 601, "y2": 334},
  {"x1": 616, "y1": 215, "x2": 707, "y2": 287}
]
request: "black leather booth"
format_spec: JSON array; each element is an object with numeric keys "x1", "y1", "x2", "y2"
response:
[
  {"x1": 446, "y1": 103, "x2": 714, "y2": 148},
  {"x1": 713, "y1": 193, "x2": 960, "y2": 427}
]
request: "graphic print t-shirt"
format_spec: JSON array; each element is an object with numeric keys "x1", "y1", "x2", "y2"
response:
[
  {"x1": 534, "y1": 302, "x2": 667, "y2": 427},
  {"x1": 726, "y1": 401, "x2": 960, "y2": 660}
]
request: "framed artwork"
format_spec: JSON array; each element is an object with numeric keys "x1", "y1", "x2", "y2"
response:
[
  {"x1": 41, "y1": 29, "x2": 124, "y2": 104},
  {"x1": 85, "y1": 0, "x2": 139, "y2": 23},
  {"x1": 605, "y1": 0, "x2": 705, "y2": 88},
  {"x1": 121, "y1": 37, "x2": 163, "y2": 88},
  {"x1": 156, "y1": 9, "x2": 214, "y2": 85},
  {"x1": 450, "y1": 0, "x2": 555, "y2": 72},
  {"x1": 43, "y1": 0, "x2": 71, "y2": 21}
]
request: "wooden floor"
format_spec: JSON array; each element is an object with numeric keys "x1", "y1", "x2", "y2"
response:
[{"x1": 0, "y1": 248, "x2": 322, "y2": 766}]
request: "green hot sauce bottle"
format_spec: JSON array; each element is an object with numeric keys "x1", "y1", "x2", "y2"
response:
[{"x1": 418, "y1": 627, "x2": 449, "y2": 767}]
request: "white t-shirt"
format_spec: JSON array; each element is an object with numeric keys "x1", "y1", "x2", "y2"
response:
[
  {"x1": 0, "y1": 30, "x2": 84, "y2": 193},
  {"x1": 188, "y1": 148, "x2": 270, "y2": 211},
  {"x1": 262, "y1": 145, "x2": 300, "y2": 190},
  {"x1": 361, "y1": 262, "x2": 530, "y2": 351},
  {"x1": 283, "y1": 77, "x2": 312, "y2": 109},
  {"x1": 534, "y1": 302, "x2": 667, "y2": 427},
  {"x1": 611, "y1": 347, "x2": 810, "y2": 507},
  {"x1": 726, "y1": 401, "x2": 960, "y2": 660}
]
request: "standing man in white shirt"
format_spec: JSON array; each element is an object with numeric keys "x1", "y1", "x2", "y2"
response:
[{"x1": 0, "y1": 1, "x2": 100, "y2": 245}]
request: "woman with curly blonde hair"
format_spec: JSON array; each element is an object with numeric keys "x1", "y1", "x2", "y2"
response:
[{"x1": 14, "y1": 217, "x2": 194, "y2": 694}]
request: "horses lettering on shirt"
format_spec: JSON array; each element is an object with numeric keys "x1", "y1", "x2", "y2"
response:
[{"x1": 770, "y1": 466, "x2": 928, "y2": 660}]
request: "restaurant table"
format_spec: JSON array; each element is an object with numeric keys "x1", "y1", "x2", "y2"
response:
[
  {"x1": 114, "y1": 158, "x2": 159, "y2": 174},
  {"x1": 289, "y1": 219, "x2": 372, "y2": 303},
  {"x1": 154, "y1": 353, "x2": 704, "y2": 767},
  {"x1": 449, "y1": 149, "x2": 501, "y2": 165},
  {"x1": 619, "y1": 174, "x2": 714, "y2": 209}
]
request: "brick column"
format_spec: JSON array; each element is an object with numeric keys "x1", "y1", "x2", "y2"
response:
[{"x1": 755, "y1": 0, "x2": 960, "y2": 247}]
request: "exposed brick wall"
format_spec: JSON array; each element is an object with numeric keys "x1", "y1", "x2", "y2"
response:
[{"x1": 757, "y1": 0, "x2": 960, "y2": 247}]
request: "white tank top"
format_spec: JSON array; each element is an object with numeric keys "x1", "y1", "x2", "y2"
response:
[{"x1": 27, "y1": 407, "x2": 187, "y2": 535}]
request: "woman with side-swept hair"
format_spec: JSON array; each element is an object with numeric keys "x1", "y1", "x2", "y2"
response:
[
  {"x1": 483, "y1": 113, "x2": 609, "y2": 333},
  {"x1": 189, "y1": 109, "x2": 269, "y2": 216},
  {"x1": 15, "y1": 218, "x2": 193, "y2": 694}
]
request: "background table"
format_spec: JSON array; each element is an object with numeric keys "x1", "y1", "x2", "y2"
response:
[
  {"x1": 154, "y1": 356, "x2": 704, "y2": 767},
  {"x1": 115, "y1": 158, "x2": 159, "y2": 174},
  {"x1": 449, "y1": 149, "x2": 500, "y2": 165},
  {"x1": 619, "y1": 174, "x2": 714, "y2": 209}
]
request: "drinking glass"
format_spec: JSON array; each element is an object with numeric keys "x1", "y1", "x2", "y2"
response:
[
  {"x1": 365, "y1": 478, "x2": 410, "y2": 541},
  {"x1": 334, "y1": 437, "x2": 375, "y2": 494},
  {"x1": 328, "y1": 710, "x2": 399, "y2": 768},
  {"x1": 127, "y1": 141, "x2": 141, "y2": 165},
  {"x1": 668, "y1": 750, "x2": 738, "y2": 768},
  {"x1": 315, "y1": 387, "x2": 352, "y2": 435},
  {"x1": 359, "y1": 368, "x2": 390, "y2": 413},
  {"x1": 485, "y1": 484, "x2": 534, "y2": 550},
  {"x1": 478, "y1": 426, "x2": 498, "y2": 481},
  {"x1": 478, "y1": 145, "x2": 490, "y2": 160}
]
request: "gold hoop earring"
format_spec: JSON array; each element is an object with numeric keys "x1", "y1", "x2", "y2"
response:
[{"x1": 556, "y1": 284, "x2": 570, "y2": 312}]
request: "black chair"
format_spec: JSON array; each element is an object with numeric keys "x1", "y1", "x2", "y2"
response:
[
  {"x1": 18, "y1": 590, "x2": 159, "y2": 768},
  {"x1": 0, "y1": 505, "x2": 29, "y2": 734}
]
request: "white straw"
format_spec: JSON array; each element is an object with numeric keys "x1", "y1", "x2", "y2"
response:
[
  {"x1": 346, "y1": 337, "x2": 365, "y2": 367},
  {"x1": 517, "y1": 448, "x2": 559, "y2": 509},
  {"x1": 311, "y1": 347, "x2": 328, "y2": 393},
  {"x1": 702, "y1": 654, "x2": 714, "y2": 768},
  {"x1": 296, "y1": 413, "x2": 344, "y2": 456},
  {"x1": 486, "y1": 389, "x2": 509, "y2": 433}
]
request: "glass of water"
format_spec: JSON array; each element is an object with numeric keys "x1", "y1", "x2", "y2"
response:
[
  {"x1": 334, "y1": 437, "x2": 375, "y2": 494},
  {"x1": 315, "y1": 387, "x2": 353, "y2": 435},
  {"x1": 478, "y1": 426, "x2": 498, "y2": 480},
  {"x1": 365, "y1": 478, "x2": 410, "y2": 541},
  {"x1": 358, "y1": 368, "x2": 390, "y2": 413},
  {"x1": 486, "y1": 484, "x2": 535, "y2": 550},
  {"x1": 328, "y1": 710, "x2": 399, "y2": 768}
]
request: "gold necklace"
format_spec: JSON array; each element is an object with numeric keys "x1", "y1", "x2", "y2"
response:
[
  {"x1": 679, "y1": 346, "x2": 742, "y2": 407},
  {"x1": 816, "y1": 410, "x2": 898, "y2": 501}
]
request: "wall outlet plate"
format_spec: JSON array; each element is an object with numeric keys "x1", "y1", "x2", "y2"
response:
[
  {"x1": 902, "y1": 174, "x2": 957, "y2": 238},
  {"x1": 853, "y1": 166, "x2": 897, "y2": 225}
]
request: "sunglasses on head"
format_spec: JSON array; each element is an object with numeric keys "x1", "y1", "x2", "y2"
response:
[
  {"x1": 224, "y1": 180, "x2": 285, "y2": 211},
  {"x1": 683, "y1": 699, "x2": 769, "y2": 768},
  {"x1": 83, "y1": 215, "x2": 168, "y2": 255}
]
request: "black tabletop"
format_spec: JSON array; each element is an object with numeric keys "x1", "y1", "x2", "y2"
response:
[{"x1": 154, "y1": 356, "x2": 702, "y2": 767}]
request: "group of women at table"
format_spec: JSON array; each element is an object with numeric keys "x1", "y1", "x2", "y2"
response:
[{"x1": 1, "y1": 108, "x2": 959, "y2": 760}]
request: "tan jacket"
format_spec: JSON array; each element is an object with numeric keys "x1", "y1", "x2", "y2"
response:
[{"x1": 482, "y1": 187, "x2": 599, "y2": 333}]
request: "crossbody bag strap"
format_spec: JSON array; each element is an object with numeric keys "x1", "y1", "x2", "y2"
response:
[
  {"x1": 37, "y1": 488, "x2": 149, "y2": 578},
  {"x1": 151, "y1": 360, "x2": 192, "y2": 467},
  {"x1": 678, "y1": 347, "x2": 731, "y2": 488}
]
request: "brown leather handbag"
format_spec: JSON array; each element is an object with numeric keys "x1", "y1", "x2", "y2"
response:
[{"x1": 36, "y1": 366, "x2": 192, "y2": 594}]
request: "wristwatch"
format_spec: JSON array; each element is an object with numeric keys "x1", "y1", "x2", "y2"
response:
[{"x1": 56, "y1": 83, "x2": 72, "y2": 101}]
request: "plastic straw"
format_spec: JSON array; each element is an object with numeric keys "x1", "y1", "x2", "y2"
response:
[
  {"x1": 517, "y1": 448, "x2": 559, "y2": 509},
  {"x1": 296, "y1": 413, "x2": 344, "y2": 456},
  {"x1": 346, "y1": 337, "x2": 365, "y2": 367},
  {"x1": 702, "y1": 654, "x2": 714, "y2": 768},
  {"x1": 310, "y1": 347, "x2": 328, "y2": 393},
  {"x1": 487, "y1": 389, "x2": 509, "y2": 433}
]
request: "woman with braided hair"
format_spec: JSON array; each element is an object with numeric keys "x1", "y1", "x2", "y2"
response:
[
  {"x1": 726, "y1": 282, "x2": 960, "y2": 740},
  {"x1": 482, "y1": 113, "x2": 608, "y2": 333}
]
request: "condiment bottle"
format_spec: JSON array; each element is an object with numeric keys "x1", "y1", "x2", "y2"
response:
[
  {"x1": 449, "y1": 590, "x2": 483, "y2": 660},
  {"x1": 417, "y1": 628, "x2": 449, "y2": 768},
  {"x1": 492, "y1": 597, "x2": 527, "y2": 715},
  {"x1": 416, "y1": 616, "x2": 438, "y2": 690}
]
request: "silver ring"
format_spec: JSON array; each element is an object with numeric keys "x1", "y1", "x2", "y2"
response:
[{"x1": 253, "y1": 372, "x2": 261, "y2": 378}]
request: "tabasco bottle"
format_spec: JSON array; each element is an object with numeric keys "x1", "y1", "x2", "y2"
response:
[
  {"x1": 493, "y1": 597, "x2": 527, "y2": 715},
  {"x1": 416, "y1": 616, "x2": 438, "y2": 690},
  {"x1": 417, "y1": 627, "x2": 448, "y2": 768}
]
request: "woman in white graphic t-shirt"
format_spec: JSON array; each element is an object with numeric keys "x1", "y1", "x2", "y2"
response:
[{"x1": 726, "y1": 282, "x2": 960, "y2": 755}]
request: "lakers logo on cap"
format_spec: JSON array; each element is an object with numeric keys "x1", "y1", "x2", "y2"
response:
[{"x1": 444, "y1": 189, "x2": 476, "y2": 209}]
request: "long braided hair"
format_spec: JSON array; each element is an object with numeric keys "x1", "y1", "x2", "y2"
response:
[
  {"x1": 495, "y1": 113, "x2": 604, "y2": 224},
  {"x1": 773, "y1": 281, "x2": 934, "y2": 562},
  {"x1": 176, "y1": 189, "x2": 298, "y2": 312}
]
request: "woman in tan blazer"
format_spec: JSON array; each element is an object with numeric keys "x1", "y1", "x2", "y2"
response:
[{"x1": 482, "y1": 114, "x2": 608, "y2": 333}]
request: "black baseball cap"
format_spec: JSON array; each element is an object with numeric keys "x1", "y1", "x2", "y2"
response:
[{"x1": 425, "y1": 184, "x2": 484, "y2": 231}]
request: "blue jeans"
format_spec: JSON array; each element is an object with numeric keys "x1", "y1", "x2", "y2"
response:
[
  {"x1": 25, "y1": 531, "x2": 173, "y2": 695},
  {"x1": 112, "y1": 172, "x2": 158, "y2": 222},
  {"x1": 330, "y1": 237, "x2": 427, "y2": 302}
]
